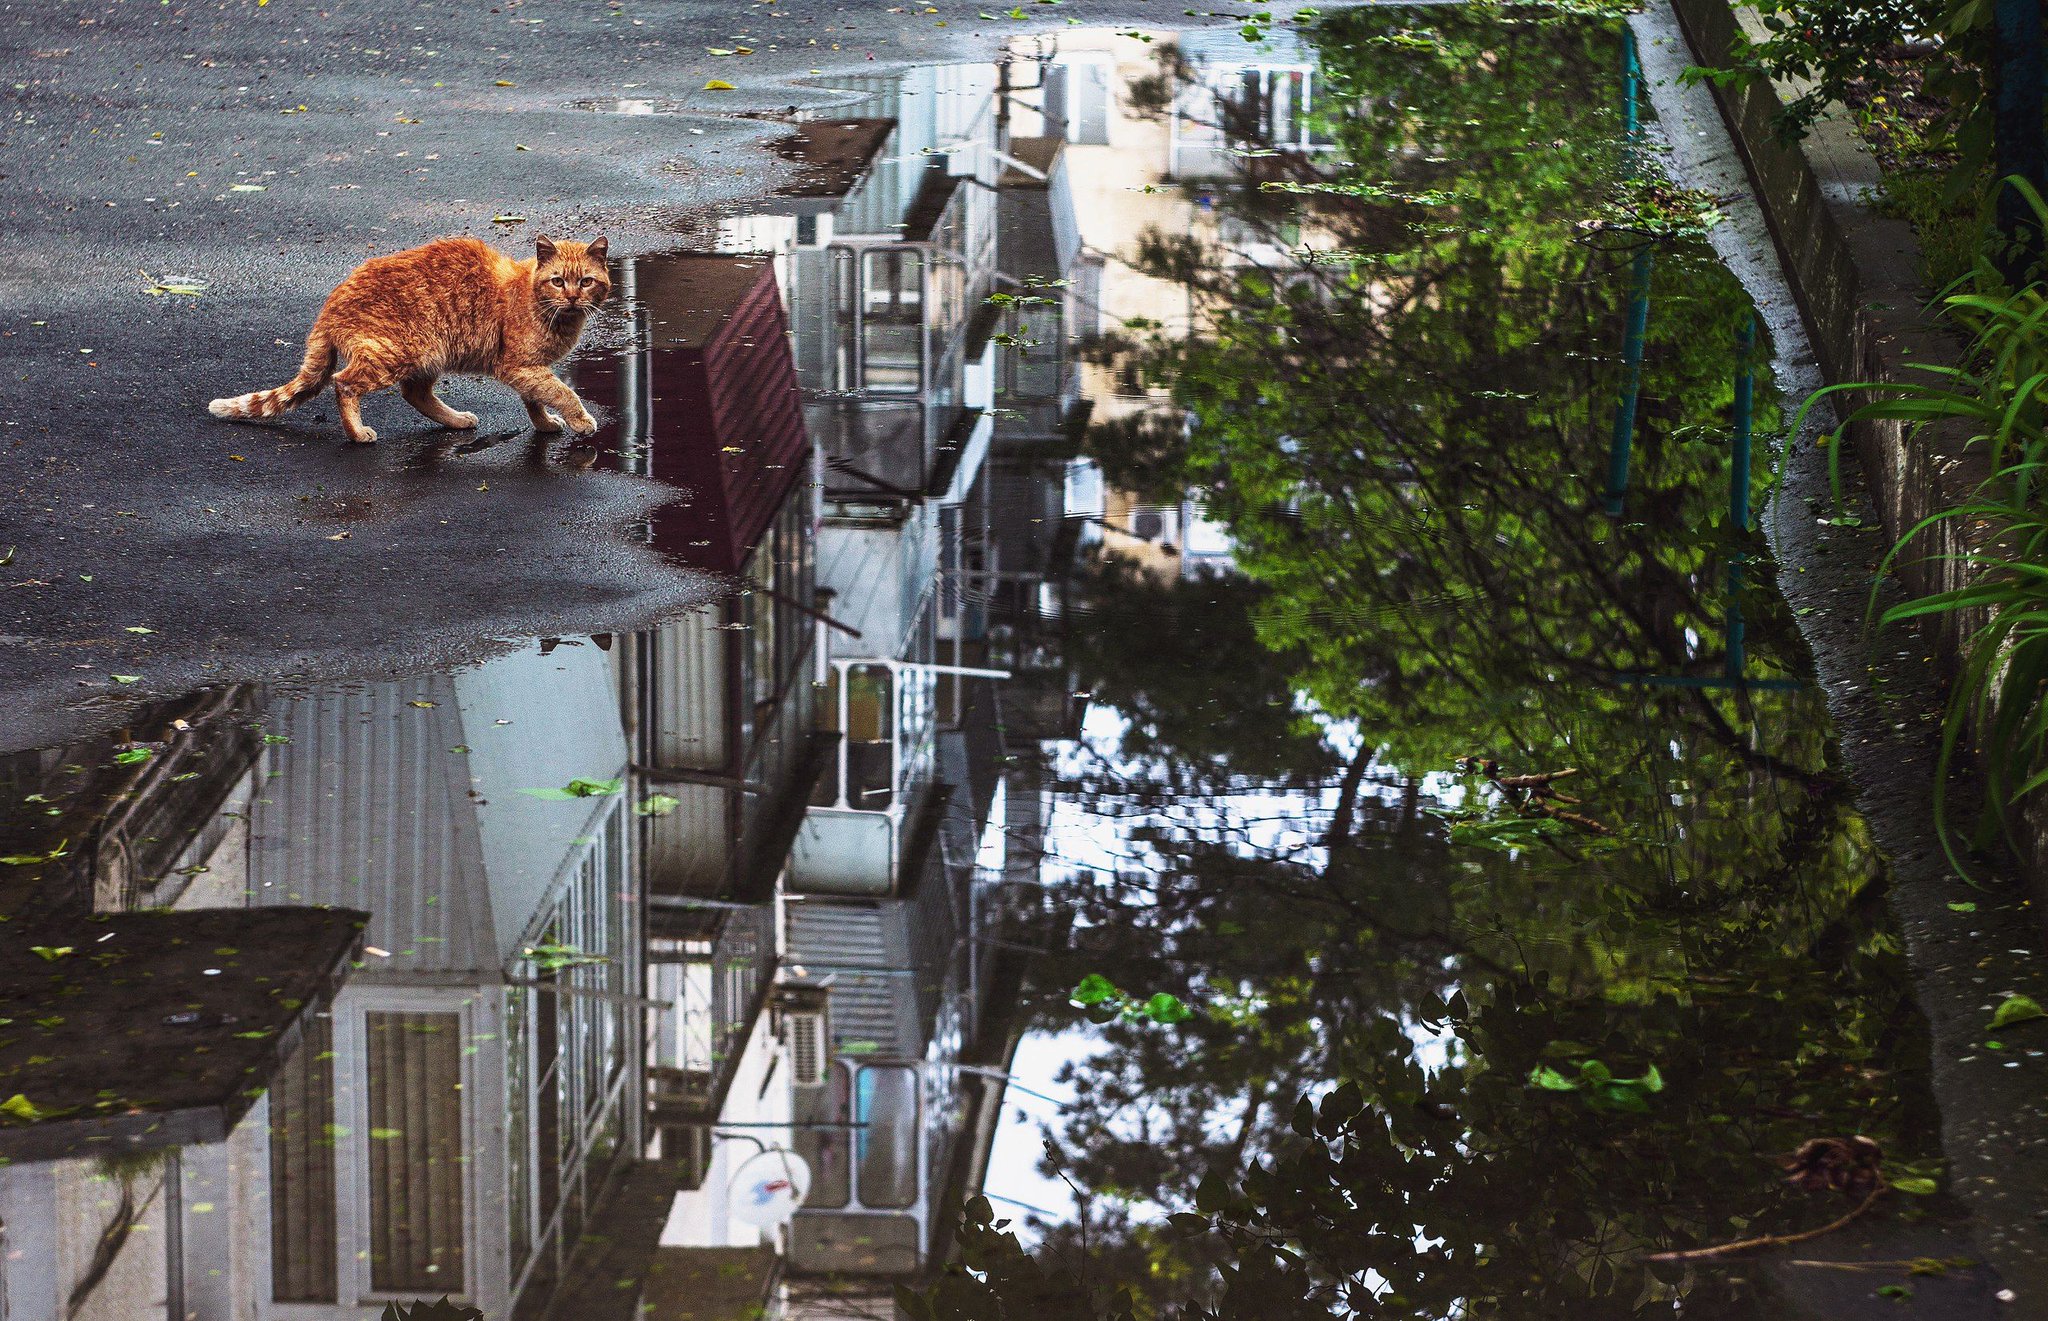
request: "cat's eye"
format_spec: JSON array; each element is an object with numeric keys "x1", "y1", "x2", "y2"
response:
[
  {"x1": 548, "y1": 275, "x2": 565, "y2": 286},
  {"x1": 579, "y1": 276, "x2": 595, "y2": 287}
]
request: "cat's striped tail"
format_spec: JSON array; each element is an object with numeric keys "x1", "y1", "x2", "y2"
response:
[{"x1": 208, "y1": 329, "x2": 336, "y2": 420}]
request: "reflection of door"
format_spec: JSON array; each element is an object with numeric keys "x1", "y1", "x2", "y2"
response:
[{"x1": 365, "y1": 1012, "x2": 467, "y2": 1295}]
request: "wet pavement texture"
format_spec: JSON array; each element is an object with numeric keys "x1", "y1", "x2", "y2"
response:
[
  {"x1": 0, "y1": 0, "x2": 1151, "y2": 752},
  {"x1": 0, "y1": 3, "x2": 2033, "y2": 1319}
]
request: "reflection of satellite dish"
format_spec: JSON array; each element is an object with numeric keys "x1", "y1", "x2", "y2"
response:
[{"x1": 727, "y1": 1149, "x2": 813, "y2": 1228}]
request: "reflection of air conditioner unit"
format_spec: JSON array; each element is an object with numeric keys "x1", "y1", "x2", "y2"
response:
[{"x1": 775, "y1": 985, "x2": 831, "y2": 1088}]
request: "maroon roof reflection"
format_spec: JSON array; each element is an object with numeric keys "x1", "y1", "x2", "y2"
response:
[{"x1": 581, "y1": 253, "x2": 811, "y2": 574}]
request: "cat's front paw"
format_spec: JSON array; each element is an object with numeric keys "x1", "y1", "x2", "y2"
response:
[
  {"x1": 349, "y1": 426, "x2": 378, "y2": 445},
  {"x1": 566, "y1": 410, "x2": 599, "y2": 437},
  {"x1": 529, "y1": 410, "x2": 563, "y2": 435},
  {"x1": 445, "y1": 411, "x2": 478, "y2": 430}
]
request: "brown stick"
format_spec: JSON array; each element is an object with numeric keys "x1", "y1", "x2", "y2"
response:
[{"x1": 1643, "y1": 1187, "x2": 1888, "y2": 1264}]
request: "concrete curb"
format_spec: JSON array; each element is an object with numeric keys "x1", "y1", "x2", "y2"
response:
[
  {"x1": 1664, "y1": 0, "x2": 2048, "y2": 887},
  {"x1": 1636, "y1": 4, "x2": 2048, "y2": 1306}
]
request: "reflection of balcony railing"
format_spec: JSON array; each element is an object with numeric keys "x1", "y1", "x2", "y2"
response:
[{"x1": 646, "y1": 902, "x2": 776, "y2": 1125}]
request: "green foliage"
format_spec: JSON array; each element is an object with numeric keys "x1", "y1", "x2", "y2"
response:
[
  {"x1": 518, "y1": 776, "x2": 624, "y2": 800},
  {"x1": 1815, "y1": 182, "x2": 2048, "y2": 866},
  {"x1": 378, "y1": 1301, "x2": 483, "y2": 1321},
  {"x1": 1527, "y1": 1058, "x2": 1666, "y2": 1113},
  {"x1": 1685, "y1": 0, "x2": 1991, "y2": 151},
  {"x1": 923, "y1": 8, "x2": 1940, "y2": 1318},
  {"x1": 1070, "y1": 975, "x2": 1196, "y2": 1025}
]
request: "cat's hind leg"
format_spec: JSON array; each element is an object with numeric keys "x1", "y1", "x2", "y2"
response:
[
  {"x1": 400, "y1": 374, "x2": 478, "y2": 430},
  {"x1": 330, "y1": 353, "x2": 405, "y2": 445}
]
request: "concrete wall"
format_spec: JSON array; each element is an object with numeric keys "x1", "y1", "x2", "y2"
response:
[{"x1": 1666, "y1": 0, "x2": 2045, "y2": 879}]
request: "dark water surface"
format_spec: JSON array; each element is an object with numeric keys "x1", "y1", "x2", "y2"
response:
[{"x1": 0, "y1": 10, "x2": 1977, "y2": 1319}]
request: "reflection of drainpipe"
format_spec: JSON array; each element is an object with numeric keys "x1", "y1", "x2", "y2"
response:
[{"x1": 164, "y1": 1150, "x2": 184, "y2": 1320}]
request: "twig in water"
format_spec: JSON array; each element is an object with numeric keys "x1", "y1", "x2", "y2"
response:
[{"x1": 1644, "y1": 1187, "x2": 1888, "y2": 1263}]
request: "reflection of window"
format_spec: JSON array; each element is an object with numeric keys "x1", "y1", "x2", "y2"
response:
[
  {"x1": 798, "y1": 1062, "x2": 920, "y2": 1212},
  {"x1": 827, "y1": 248, "x2": 928, "y2": 394},
  {"x1": 861, "y1": 251, "x2": 923, "y2": 392},
  {"x1": 1224, "y1": 66, "x2": 1336, "y2": 152},
  {"x1": 856, "y1": 1065, "x2": 919, "y2": 1209}
]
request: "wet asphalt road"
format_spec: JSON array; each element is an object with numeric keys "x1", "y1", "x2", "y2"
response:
[{"x1": 0, "y1": 0, "x2": 1159, "y2": 752}]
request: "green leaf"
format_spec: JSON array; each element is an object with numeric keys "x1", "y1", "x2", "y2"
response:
[
  {"x1": 1990, "y1": 994, "x2": 2046, "y2": 1029},
  {"x1": 0, "y1": 1094, "x2": 43, "y2": 1122},
  {"x1": 1529, "y1": 1065, "x2": 1576, "y2": 1091},
  {"x1": 566, "y1": 776, "x2": 624, "y2": 797},
  {"x1": 0, "y1": 840, "x2": 68, "y2": 866},
  {"x1": 1948, "y1": 901, "x2": 1978, "y2": 913},
  {"x1": 1889, "y1": 1176, "x2": 1938, "y2": 1195},
  {"x1": 110, "y1": 675, "x2": 140, "y2": 684},
  {"x1": 29, "y1": 946, "x2": 73, "y2": 962},
  {"x1": 113, "y1": 748, "x2": 151, "y2": 765},
  {"x1": 636, "y1": 793, "x2": 682, "y2": 817},
  {"x1": 1070, "y1": 973, "x2": 1120, "y2": 1007},
  {"x1": 1139, "y1": 992, "x2": 1193, "y2": 1024}
]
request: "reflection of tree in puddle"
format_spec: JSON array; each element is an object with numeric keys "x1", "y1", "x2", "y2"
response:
[{"x1": 954, "y1": 8, "x2": 1944, "y2": 1316}]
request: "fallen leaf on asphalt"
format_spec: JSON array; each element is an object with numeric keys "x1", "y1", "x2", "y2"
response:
[
  {"x1": 492, "y1": 214, "x2": 527, "y2": 224},
  {"x1": 514, "y1": 143, "x2": 531, "y2": 151},
  {"x1": 495, "y1": 80, "x2": 517, "y2": 86},
  {"x1": 230, "y1": 183, "x2": 266, "y2": 192},
  {"x1": 326, "y1": 531, "x2": 350, "y2": 540},
  {"x1": 110, "y1": 675, "x2": 139, "y2": 684},
  {"x1": 126, "y1": 625, "x2": 153, "y2": 633},
  {"x1": 704, "y1": 79, "x2": 737, "y2": 90}
]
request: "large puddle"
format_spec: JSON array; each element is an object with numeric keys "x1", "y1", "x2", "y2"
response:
[{"x1": 0, "y1": 9, "x2": 1967, "y2": 1318}]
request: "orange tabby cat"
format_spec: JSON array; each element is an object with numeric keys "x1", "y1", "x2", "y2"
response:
[{"x1": 209, "y1": 233, "x2": 611, "y2": 444}]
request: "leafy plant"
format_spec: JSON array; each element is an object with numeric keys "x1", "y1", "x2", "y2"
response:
[
  {"x1": 1806, "y1": 180, "x2": 2048, "y2": 866},
  {"x1": 1684, "y1": 0, "x2": 1990, "y2": 154},
  {"x1": 379, "y1": 1301, "x2": 483, "y2": 1321}
]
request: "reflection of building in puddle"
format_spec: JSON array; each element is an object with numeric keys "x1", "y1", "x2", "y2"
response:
[
  {"x1": 996, "y1": 28, "x2": 1350, "y2": 582},
  {"x1": 246, "y1": 645, "x2": 637, "y2": 1317},
  {"x1": 0, "y1": 42, "x2": 1132, "y2": 1321},
  {"x1": 0, "y1": 689, "x2": 363, "y2": 1321}
]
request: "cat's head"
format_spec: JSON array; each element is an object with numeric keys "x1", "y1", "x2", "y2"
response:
[{"x1": 531, "y1": 234, "x2": 611, "y2": 315}]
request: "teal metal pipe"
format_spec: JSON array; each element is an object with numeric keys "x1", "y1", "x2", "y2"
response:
[{"x1": 1603, "y1": 245, "x2": 1655, "y2": 516}]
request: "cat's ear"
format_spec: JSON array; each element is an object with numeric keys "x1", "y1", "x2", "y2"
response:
[
  {"x1": 587, "y1": 236, "x2": 609, "y2": 261},
  {"x1": 534, "y1": 234, "x2": 557, "y2": 263}
]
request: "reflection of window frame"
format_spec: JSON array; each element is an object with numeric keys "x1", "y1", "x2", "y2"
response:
[
  {"x1": 812, "y1": 659, "x2": 937, "y2": 816},
  {"x1": 796, "y1": 1060, "x2": 922, "y2": 1213},
  {"x1": 829, "y1": 245, "x2": 929, "y2": 395},
  {"x1": 1220, "y1": 65, "x2": 1336, "y2": 152},
  {"x1": 502, "y1": 806, "x2": 634, "y2": 1303}
]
